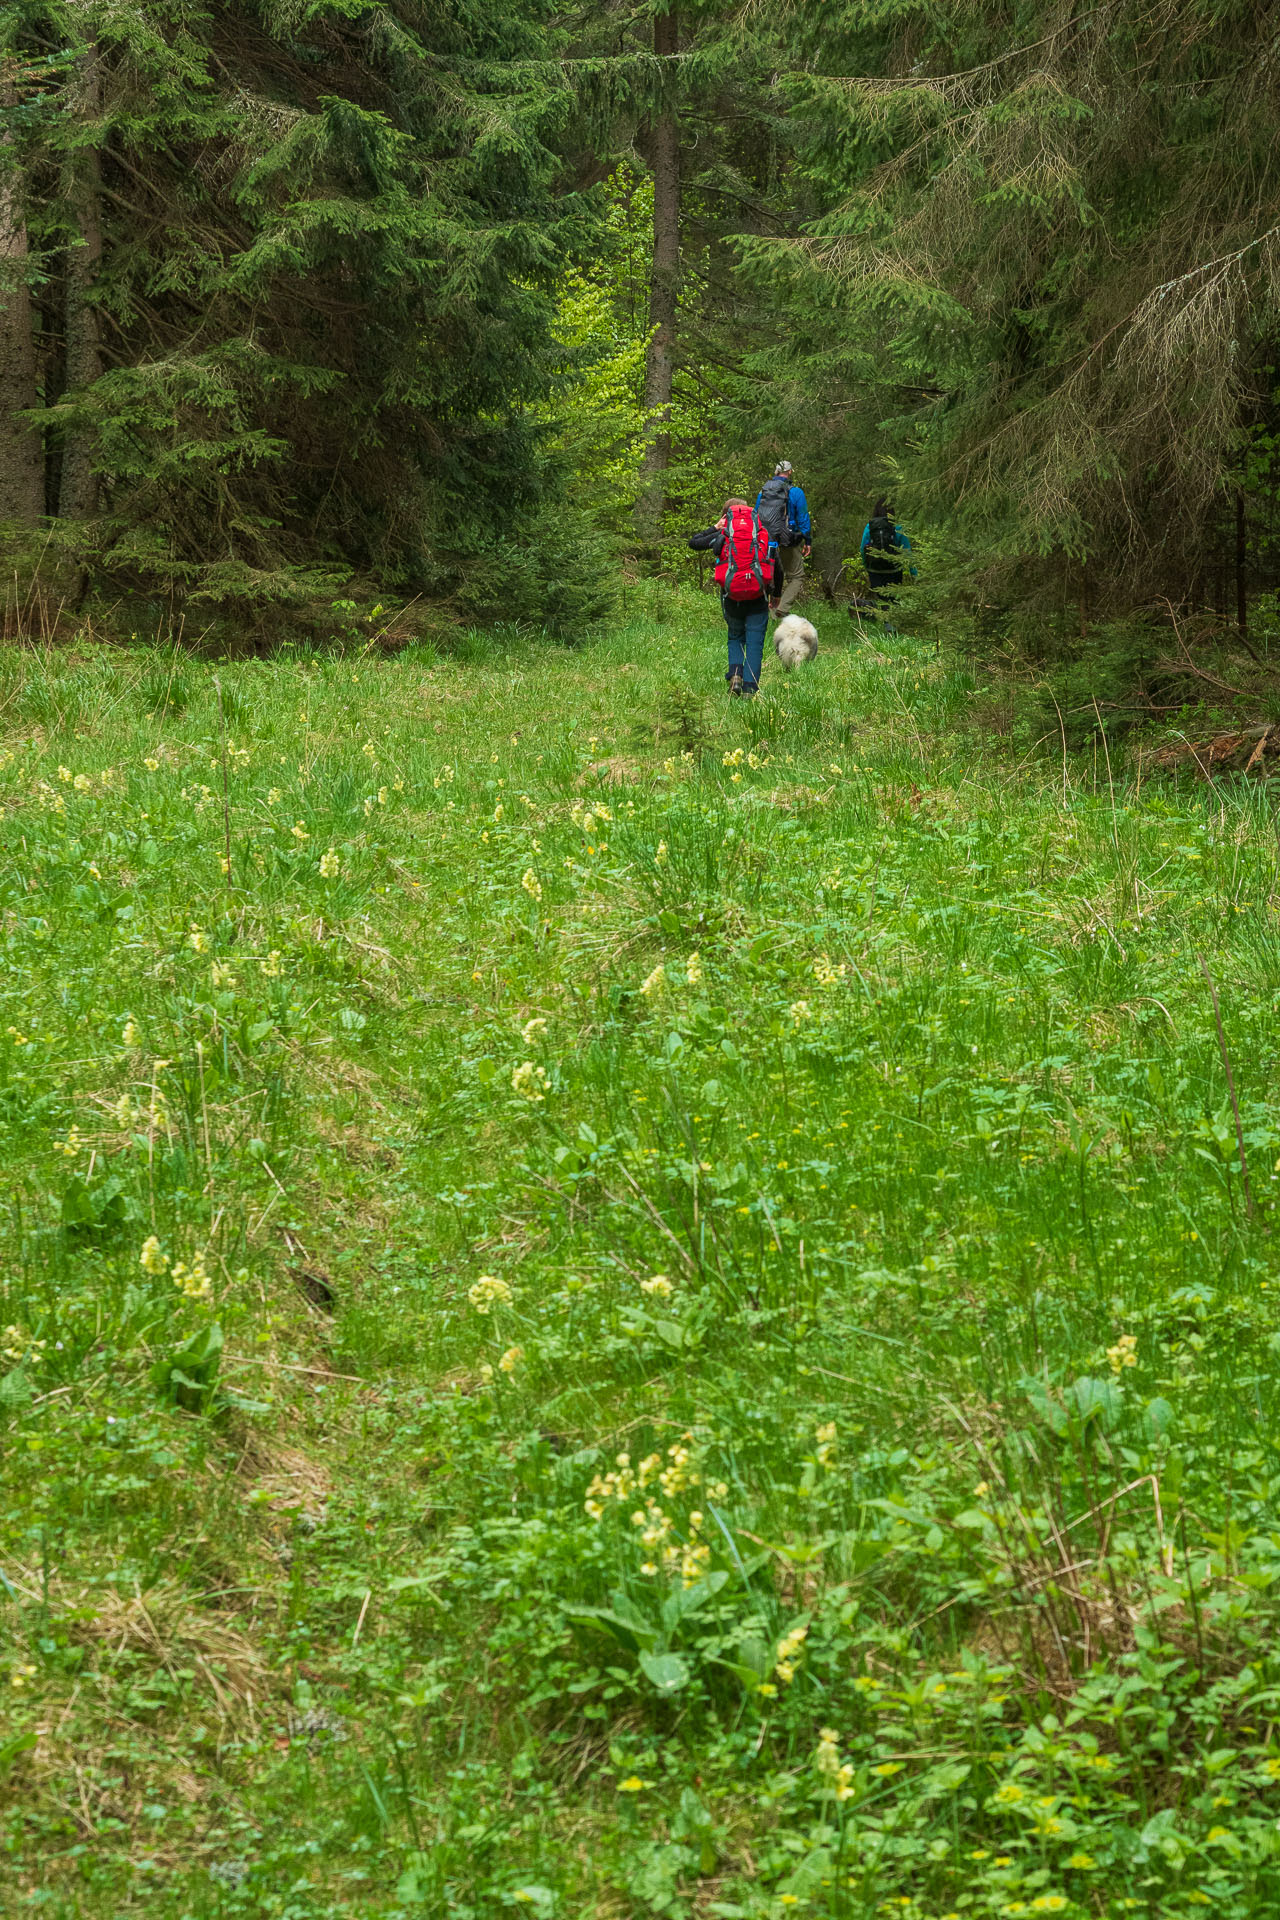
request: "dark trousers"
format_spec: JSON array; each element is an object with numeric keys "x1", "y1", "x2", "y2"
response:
[
  {"x1": 724, "y1": 594, "x2": 768, "y2": 690},
  {"x1": 865, "y1": 562, "x2": 904, "y2": 608}
]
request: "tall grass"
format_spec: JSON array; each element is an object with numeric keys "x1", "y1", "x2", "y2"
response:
[{"x1": 2, "y1": 601, "x2": 1280, "y2": 1917}]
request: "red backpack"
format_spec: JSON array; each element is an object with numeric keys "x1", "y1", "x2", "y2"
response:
[{"x1": 714, "y1": 505, "x2": 772, "y2": 600}]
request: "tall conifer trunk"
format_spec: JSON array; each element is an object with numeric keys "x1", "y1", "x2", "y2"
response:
[
  {"x1": 0, "y1": 90, "x2": 44, "y2": 524},
  {"x1": 59, "y1": 36, "x2": 104, "y2": 521},
  {"x1": 634, "y1": 6, "x2": 679, "y2": 548}
]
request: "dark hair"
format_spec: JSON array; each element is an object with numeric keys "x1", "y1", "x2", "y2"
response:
[{"x1": 873, "y1": 496, "x2": 893, "y2": 519}]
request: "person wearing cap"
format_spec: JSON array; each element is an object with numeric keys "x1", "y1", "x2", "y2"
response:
[{"x1": 755, "y1": 461, "x2": 812, "y2": 616}]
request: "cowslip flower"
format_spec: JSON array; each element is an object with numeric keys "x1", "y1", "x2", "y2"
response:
[
  {"x1": 139, "y1": 1235, "x2": 169, "y2": 1275},
  {"x1": 655, "y1": 840, "x2": 668, "y2": 864},
  {"x1": 815, "y1": 1728, "x2": 855, "y2": 1801},
  {"x1": 291, "y1": 821, "x2": 309, "y2": 842},
  {"x1": 468, "y1": 1275, "x2": 513, "y2": 1313},
  {"x1": 521, "y1": 869, "x2": 543, "y2": 901},
  {"x1": 188, "y1": 924, "x2": 208, "y2": 953},
  {"x1": 211, "y1": 961, "x2": 237, "y2": 989},
  {"x1": 639, "y1": 963, "x2": 665, "y2": 998},
  {"x1": 266, "y1": 787, "x2": 282, "y2": 805},
  {"x1": 511, "y1": 1061, "x2": 548, "y2": 1101},
  {"x1": 775, "y1": 1624, "x2": 807, "y2": 1683},
  {"x1": 1107, "y1": 1332, "x2": 1137, "y2": 1373},
  {"x1": 56, "y1": 1125, "x2": 83, "y2": 1158},
  {"x1": 497, "y1": 1345, "x2": 523, "y2": 1374},
  {"x1": 260, "y1": 951, "x2": 282, "y2": 978},
  {"x1": 318, "y1": 848, "x2": 340, "y2": 879},
  {"x1": 685, "y1": 952, "x2": 703, "y2": 988},
  {"x1": 521, "y1": 1017, "x2": 547, "y2": 1045},
  {"x1": 790, "y1": 999, "x2": 813, "y2": 1025},
  {"x1": 2, "y1": 1325, "x2": 44, "y2": 1362},
  {"x1": 641, "y1": 1275, "x2": 673, "y2": 1298},
  {"x1": 171, "y1": 1254, "x2": 212, "y2": 1301}
]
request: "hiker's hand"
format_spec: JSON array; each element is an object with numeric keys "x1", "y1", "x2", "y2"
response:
[{"x1": 802, "y1": 543, "x2": 812, "y2": 558}]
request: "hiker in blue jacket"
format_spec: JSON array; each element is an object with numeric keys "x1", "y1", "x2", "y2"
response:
[
  {"x1": 860, "y1": 497, "x2": 916, "y2": 608},
  {"x1": 755, "y1": 462, "x2": 812, "y2": 615}
]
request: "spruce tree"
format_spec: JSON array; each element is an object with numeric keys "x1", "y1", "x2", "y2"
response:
[
  {"x1": 740, "y1": 0, "x2": 1280, "y2": 608},
  {"x1": 1, "y1": 0, "x2": 604, "y2": 617}
]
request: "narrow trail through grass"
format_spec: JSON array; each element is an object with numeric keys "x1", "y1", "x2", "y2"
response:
[{"x1": 5, "y1": 596, "x2": 1280, "y2": 1919}]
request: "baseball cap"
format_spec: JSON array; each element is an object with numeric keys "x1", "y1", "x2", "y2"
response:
[{"x1": 775, "y1": 460, "x2": 793, "y2": 475}]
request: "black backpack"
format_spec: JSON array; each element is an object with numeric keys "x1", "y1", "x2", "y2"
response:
[
  {"x1": 757, "y1": 475, "x2": 797, "y2": 546},
  {"x1": 867, "y1": 513, "x2": 900, "y2": 554}
]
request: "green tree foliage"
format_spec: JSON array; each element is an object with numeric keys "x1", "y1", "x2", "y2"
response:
[
  {"x1": 1, "y1": 0, "x2": 602, "y2": 617},
  {"x1": 739, "y1": 0, "x2": 1280, "y2": 608}
]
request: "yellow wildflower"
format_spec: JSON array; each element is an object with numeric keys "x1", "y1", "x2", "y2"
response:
[
  {"x1": 815, "y1": 1727, "x2": 855, "y2": 1801},
  {"x1": 139, "y1": 1236, "x2": 169, "y2": 1275},
  {"x1": 520, "y1": 869, "x2": 542, "y2": 901},
  {"x1": 171, "y1": 1254, "x2": 212, "y2": 1302},
  {"x1": 1106, "y1": 1332, "x2": 1138, "y2": 1373},
  {"x1": 639, "y1": 963, "x2": 666, "y2": 997},
  {"x1": 511, "y1": 1061, "x2": 548, "y2": 1101},
  {"x1": 318, "y1": 848, "x2": 340, "y2": 878},
  {"x1": 775, "y1": 1624, "x2": 807, "y2": 1683},
  {"x1": 468, "y1": 1276, "x2": 513, "y2": 1313}
]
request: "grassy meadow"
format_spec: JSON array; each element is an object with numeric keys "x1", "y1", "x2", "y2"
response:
[{"x1": 5, "y1": 592, "x2": 1280, "y2": 1918}]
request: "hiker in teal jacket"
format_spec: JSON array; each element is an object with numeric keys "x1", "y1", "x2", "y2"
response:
[{"x1": 860, "y1": 498, "x2": 916, "y2": 601}]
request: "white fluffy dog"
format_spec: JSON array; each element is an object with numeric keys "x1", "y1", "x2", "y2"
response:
[{"x1": 773, "y1": 613, "x2": 819, "y2": 669}]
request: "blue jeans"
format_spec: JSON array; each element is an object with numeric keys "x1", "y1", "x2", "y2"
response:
[{"x1": 723, "y1": 594, "x2": 768, "y2": 691}]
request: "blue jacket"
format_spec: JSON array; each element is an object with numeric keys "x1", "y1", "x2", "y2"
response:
[
  {"x1": 755, "y1": 483, "x2": 811, "y2": 542},
  {"x1": 860, "y1": 520, "x2": 916, "y2": 576}
]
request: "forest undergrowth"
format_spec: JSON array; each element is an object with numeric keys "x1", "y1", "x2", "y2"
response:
[{"x1": 5, "y1": 593, "x2": 1280, "y2": 1918}]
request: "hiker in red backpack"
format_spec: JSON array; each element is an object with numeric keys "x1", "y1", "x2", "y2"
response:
[{"x1": 688, "y1": 497, "x2": 780, "y2": 697}]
